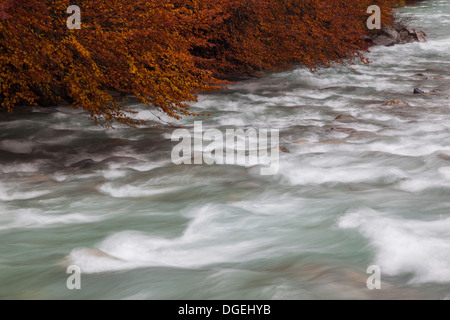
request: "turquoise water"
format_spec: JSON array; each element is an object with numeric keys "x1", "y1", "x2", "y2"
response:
[{"x1": 0, "y1": 0, "x2": 449, "y2": 299}]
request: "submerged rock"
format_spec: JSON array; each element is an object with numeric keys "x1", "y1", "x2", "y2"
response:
[
  {"x1": 279, "y1": 146, "x2": 290, "y2": 153},
  {"x1": 27, "y1": 174, "x2": 50, "y2": 182},
  {"x1": 384, "y1": 99, "x2": 409, "y2": 106},
  {"x1": 293, "y1": 139, "x2": 310, "y2": 144},
  {"x1": 414, "y1": 88, "x2": 426, "y2": 94},
  {"x1": 331, "y1": 127, "x2": 357, "y2": 134},
  {"x1": 437, "y1": 153, "x2": 450, "y2": 162},
  {"x1": 68, "y1": 159, "x2": 96, "y2": 170},
  {"x1": 60, "y1": 247, "x2": 123, "y2": 269},
  {"x1": 79, "y1": 248, "x2": 123, "y2": 261},
  {"x1": 319, "y1": 139, "x2": 346, "y2": 144},
  {"x1": 100, "y1": 156, "x2": 141, "y2": 165},
  {"x1": 335, "y1": 114, "x2": 358, "y2": 122}
]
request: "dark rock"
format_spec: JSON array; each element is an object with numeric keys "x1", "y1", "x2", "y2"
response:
[
  {"x1": 399, "y1": 30, "x2": 415, "y2": 44},
  {"x1": 69, "y1": 159, "x2": 96, "y2": 169},
  {"x1": 405, "y1": 27, "x2": 416, "y2": 36},
  {"x1": 404, "y1": 27, "x2": 427, "y2": 42},
  {"x1": 100, "y1": 156, "x2": 140, "y2": 165},
  {"x1": 415, "y1": 30, "x2": 427, "y2": 42},
  {"x1": 414, "y1": 88, "x2": 426, "y2": 94},
  {"x1": 373, "y1": 35, "x2": 396, "y2": 47},
  {"x1": 380, "y1": 26, "x2": 401, "y2": 43},
  {"x1": 375, "y1": 25, "x2": 428, "y2": 46}
]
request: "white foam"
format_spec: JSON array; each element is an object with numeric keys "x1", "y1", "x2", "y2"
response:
[
  {"x1": 0, "y1": 206, "x2": 106, "y2": 230},
  {"x1": 98, "y1": 183, "x2": 179, "y2": 198},
  {"x1": 108, "y1": 160, "x2": 167, "y2": 173},
  {"x1": 284, "y1": 165, "x2": 406, "y2": 186},
  {"x1": 131, "y1": 107, "x2": 182, "y2": 125},
  {"x1": 68, "y1": 204, "x2": 279, "y2": 273},
  {"x1": 398, "y1": 178, "x2": 450, "y2": 193},
  {"x1": 0, "y1": 163, "x2": 40, "y2": 174},
  {"x1": 51, "y1": 173, "x2": 68, "y2": 182},
  {"x1": 339, "y1": 208, "x2": 450, "y2": 284},
  {"x1": 368, "y1": 140, "x2": 450, "y2": 158},
  {"x1": 0, "y1": 140, "x2": 35, "y2": 154},
  {"x1": 396, "y1": 166, "x2": 450, "y2": 193},
  {"x1": 0, "y1": 183, "x2": 50, "y2": 201},
  {"x1": 100, "y1": 169, "x2": 128, "y2": 179},
  {"x1": 439, "y1": 167, "x2": 450, "y2": 180}
]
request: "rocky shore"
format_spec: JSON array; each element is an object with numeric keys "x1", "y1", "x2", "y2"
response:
[
  {"x1": 239, "y1": 23, "x2": 428, "y2": 80},
  {"x1": 371, "y1": 24, "x2": 427, "y2": 46}
]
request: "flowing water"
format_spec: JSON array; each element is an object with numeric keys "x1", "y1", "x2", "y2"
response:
[{"x1": 1, "y1": 1, "x2": 449, "y2": 299}]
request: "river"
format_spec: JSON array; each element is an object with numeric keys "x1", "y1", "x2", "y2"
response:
[{"x1": 0, "y1": 0, "x2": 449, "y2": 299}]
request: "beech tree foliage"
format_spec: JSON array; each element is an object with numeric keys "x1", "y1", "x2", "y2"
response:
[{"x1": 0, "y1": 0, "x2": 405, "y2": 126}]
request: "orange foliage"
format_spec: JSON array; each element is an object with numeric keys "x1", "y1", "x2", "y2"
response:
[
  {"x1": 1, "y1": 0, "x2": 399, "y2": 126},
  {"x1": 189, "y1": 0, "x2": 396, "y2": 74}
]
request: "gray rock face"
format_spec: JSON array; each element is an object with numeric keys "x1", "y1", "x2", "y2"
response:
[
  {"x1": 414, "y1": 30, "x2": 427, "y2": 42},
  {"x1": 380, "y1": 26, "x2": 401, "y2": 42},
  {"x1": 399, "y1": 30, "x2": 415, "y2": 44},
  {"x1": 373, "y1": 35, "x2": 396, "y2": 46}
]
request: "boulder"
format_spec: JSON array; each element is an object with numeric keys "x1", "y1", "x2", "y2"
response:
[
  {"x1": 373, "y1": 35, "x2": 396, "y2": 47},
  {"x1": 373, "y1": 25, "x2": 427, "y2": 46},
  {"x1": 414, "y1": 88, "x2": 426, "y2": 94},
  {"x1": 404, "y1": 27, "x2": 427, "y2": 42},
  {"x1": 415, "y1": 30, "x2": 427, "y2": 42},
  {"x1": 399, "y1": 30, "x2": 415, "y2": 44},
  {"x1": 380, "y1": 26, "x2": 401, "y2": 43}
]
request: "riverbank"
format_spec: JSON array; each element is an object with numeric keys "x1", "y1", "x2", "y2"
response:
[{"x1": 1, "y1": 0, "x2": 424, "y2": 126}]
